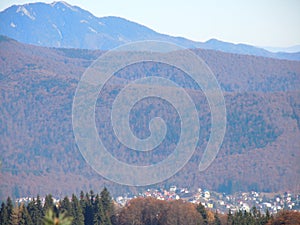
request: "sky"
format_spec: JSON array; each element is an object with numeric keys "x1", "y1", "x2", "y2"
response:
[{"x1": 0, "y1": 0, "x2": 300, "y2": 48}]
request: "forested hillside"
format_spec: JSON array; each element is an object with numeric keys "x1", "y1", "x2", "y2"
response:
[{"x1": 0, "y1": 36, "x2": 299, "y2": 199}]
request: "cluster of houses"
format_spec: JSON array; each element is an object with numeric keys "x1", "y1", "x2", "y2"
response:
[
  {"x1": 15, "y1": 196, "x2": 60, "y2": 207},
  {"x1": 115, "y1": 186, "x2": 300, "y2": 214}
]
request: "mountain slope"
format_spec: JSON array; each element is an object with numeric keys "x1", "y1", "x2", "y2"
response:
[
  {"x1": 0, "y1": 37, "x2": 299, "y2": 199},
  {"x1": 0, "y1": 1, "x2": 299, "y2": 61},
  {"x1": 0, "y1": 1, "x2": 198, "y2": 50}
]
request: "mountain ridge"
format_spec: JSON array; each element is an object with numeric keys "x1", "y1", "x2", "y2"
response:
[{"x1": 0, "y1": 1, "x2": 299, "y2": 61}]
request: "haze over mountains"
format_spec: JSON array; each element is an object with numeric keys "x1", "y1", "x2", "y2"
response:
[
  {"x1": 0, "y1": 1, "x2": 300, "y2": 199},
  {"x1": 0, "y1": 1, "x2": 300, "y2": 61}
]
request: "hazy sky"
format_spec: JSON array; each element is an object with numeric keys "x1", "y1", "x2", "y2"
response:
[{"x1": 1, "y1": 0, "x2": 299, "y2": 47}]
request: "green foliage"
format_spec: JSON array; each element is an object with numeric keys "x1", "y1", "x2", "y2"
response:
[
  {"x1": 6, "y1": 197, "x2": 13, "y2": 224},
  {"x1": 226, "y1": 207, "x2": 271, "y2": 225},
  {"x1": 81, "y1": 192, "x2": 94, "y2": 225},
  {"x1": 43, "y1": 209, "x2": 73, "y2": 225},
  {"x1": 93, "y1": 194, "x2": 105, "y2": 225},
  {"x1": 60, "y1": 197, "x2": 72, "y2": 216},
  {"x1": 100, "y1": 187, "x2": 113, "y2": 224},
  {"x1": 0, "y1": 189, "x2": 114, "y2": 225},
  {"x1": 197, "y1": 203, "x2": 208, "y2": 224},
  {"x1": 70, "y1": 194, "x2": 84, "y2": 225},
  {"x1": 19, "y1": 204, "x2": 33, "y2": 225},
  {"x1": 27, "y1": 197, "x2": 43, "y2": 225},
  {"x1": 44, "y1": 194, "x2": 54, "y2": 215},
  {"x1": 0, "y1": 202, "x2": 9, "y2": 225}
]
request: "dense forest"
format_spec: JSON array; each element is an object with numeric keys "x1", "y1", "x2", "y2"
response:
[
  {"x1": 0, "y1": 188, "x2": 299, "y2": 225},
  {"x1": 1, "y1": 37, "x2": 300, "y2": 199}
]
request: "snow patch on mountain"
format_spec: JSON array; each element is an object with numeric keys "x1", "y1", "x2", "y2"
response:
[
  {"x1": 80, "y1": 20, "x2": 88, "y2": 24},
  {"x1": 51, "y1": 1, "x2": 78, "y2": 12},
  {"x1": 88, "y1": 27, "x2": 97, "y2": 33},
  {"x1": 52, "y1": 24, "x2": 62, "y2": 39},
  {"x1": 16, "y1": 6, "x2": 35, "y2": 20}
]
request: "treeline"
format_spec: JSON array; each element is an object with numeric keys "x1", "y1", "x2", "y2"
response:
[
  {"x1": 0, "y1": 188, "x2": 299, "y2": 225},
  {"x1": 0, "y1": 188, "x2": 113, "y2": 225}
]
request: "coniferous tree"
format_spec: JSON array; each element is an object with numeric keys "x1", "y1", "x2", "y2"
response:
[
  {"x1": 60, "y1": 196, "x2": 72, "y2": 216},
  {"x1": 196, "y1": 203, "x2": 208, "y2": 224},
  {"x1": 251, "y1": 206, "x2": 259, "y2": 219},
  {"x1": 83, "y1": 192, "x2": 93, "y2": 225},
  {"x1": 100, "y1": 188, "x2": 113, "y2": 216},
  {"x1": 79, "y1": 191, "x2": 85, "y2": 201},
  {"x1": 19, "y1": 203, "x2": 33, "y2": 225},
  {"x1": 227, "y1": 209, "x2": 233, "y2": 225},
  {"x1": 6, "y1": 197, "x2": 14, "y2": 225},
  {"x1": 89, "y1": 190, "x2": 95, "y2": 206},
  {"x1": 10, "y1": 205, "x2": 21, "y2": 225},
  {"x1": 79, "y1": 191, "x2": 85, "y2": 214},
  {"x1": 27, "y1": 197, "x2": 43, "y2": 225},
  {"x1": 233, "y1": 210, "x2": 244, "y2": 225},
  {"x1": 263, "y1": 209, "x2": 271, "y2": 224},
  {"x1": 93, "y1": 194, "x2": 105, "y2": 225},
  {"x1": 36, "y1": 195, "x2": 43, "y2": 214},
  {"x1": 44, "y1": 194, "x2": 54, "y2": 215},
  {"x1": 71, "y1": 194, "x2": 84, "y2": 225},
  {"x1": 0, "y1": 202, "x2": 9, "y2": 225},
  {"x1": 214, "y1": 211, "x2": 222, "y2": 225}
]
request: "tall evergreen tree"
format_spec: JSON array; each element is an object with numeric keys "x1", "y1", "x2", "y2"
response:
[
  {"x1": 37, "y1": 195, "x2": 44, "y2": 222},
  {"x1": 196, "y1": 203, "x2": 208, "y2": 224},
  {"x1": 19, "y1": 203, "x2": 33, "y2": 225},
  {"x1": 93, "y1": 194, "x2": 105, "y2": 225},
  {"x1": 36, "y1": 195, "x2": 43, "y2": 214},
  {"x1": 79, "y1": 191, "x2": 85, "y2": 202},
  {"x1": 89, "y1": 190, "x2": 95, "y2": 206},
  {"x1": 71, "y1": 194, "x2": 84, "y2": 225},
  {"x1": 0, "y1": 202, "x2": 9, "y2": 225},
  {"x1": 214, "y1": 211, "x2": 221, "y2": 225},
  {"x1": 79, "y1": 191, "x2": 85, "y2": 215},
  {"x1": 10, "y1": 205, "x2": 21, "y2": 225},
  {"x1": 100, "y1": 188, "x2": 113, "y2": 217},
  {"x1": 60, "y1": 196, "x2": 72, "y2": 216},
  {"x1": 44, "y1": 194, "x2": 54, "y2": 215},
  {"x1": 27, "y1": 197, "x2": 43, "y2": 225},
  {"x1": 227, "y1": 209, "x2": 233, "y2": 225},
  {"x1": 6, "y1": 197, "x2": 14, "y2": 225},
  {"x1": 263, "y1": 208, "x2": 271, "y2": 224},
  {"x1": 83, "y1": 192, "x2": 93, "y2": 225}
]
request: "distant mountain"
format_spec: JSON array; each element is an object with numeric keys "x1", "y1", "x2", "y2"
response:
[
  {"x1": 202, "y1": 39, "x2": 300, "y2": 61},
  {"x1": 263, "y1": 45, "x2": 300, "y2": 53},
  {"x1": 0, "y1": 36, "x2": 299, "y2": 199},
  {"x1": 0, "y1": 1, "x2": 198, "y2": 50},
  {"x1": 0, "y1": 1, "x2": 299, "y2": 61}
]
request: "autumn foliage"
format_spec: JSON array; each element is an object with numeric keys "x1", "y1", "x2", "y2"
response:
[
  {"x1": 116, "y1": 198, "x2": 203, "y2": 225},
  {"x1": 266, "y1": 210, "x2": 300, "y2": 225}
]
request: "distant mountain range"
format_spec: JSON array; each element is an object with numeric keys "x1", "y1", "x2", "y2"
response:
[
  {"x1": 263, "y1": 45, "x2": 300, "y2": 53},
  {"x1": 0, "y1": 1, "x2": 299, "y2": 61}
]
